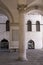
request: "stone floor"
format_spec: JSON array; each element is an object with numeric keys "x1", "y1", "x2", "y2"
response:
[{"x1": 0, "y1": 49, "x2": 43, "y2": 65}]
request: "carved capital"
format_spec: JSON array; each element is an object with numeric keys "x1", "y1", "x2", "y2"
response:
[{"x1": 17, "y1": 4, "x2": 27, "y2": 12}]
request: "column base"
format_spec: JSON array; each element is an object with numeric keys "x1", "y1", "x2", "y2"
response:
[{"x1": 17, "y1": 57, "x2": 28, "y2": 61}]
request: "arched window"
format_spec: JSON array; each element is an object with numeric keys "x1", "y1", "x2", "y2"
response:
[
  {"x1": 6, "y1": 20, "x2": 10, "y2": 31},
  {"x1": 27, "y1": 20, "x2": 32, "y2": 31},
  {"x1": 36, "y1": 21, "x2": 40, "y2": 31}
]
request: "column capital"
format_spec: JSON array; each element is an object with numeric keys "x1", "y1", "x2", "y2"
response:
[{"x1": 17, "y1": 4, "x2": 27, "y2": 12}]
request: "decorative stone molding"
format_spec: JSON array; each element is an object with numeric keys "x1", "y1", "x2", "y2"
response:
[{"x1": 10, "y1": 23, "x2": 19, "y2": 26}]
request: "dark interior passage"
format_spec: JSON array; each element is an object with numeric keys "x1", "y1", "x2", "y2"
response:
[
  {"x1": 0, "y1": 39, "x2": 9, "y2": 49},
  {"x1": 28, "y1": 40, "x2": 35, "y2": 49}
]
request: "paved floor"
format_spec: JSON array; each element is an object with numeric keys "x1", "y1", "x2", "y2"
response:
[{"x1": 0, "y1": 49, "x2": 43, "y2": 65}]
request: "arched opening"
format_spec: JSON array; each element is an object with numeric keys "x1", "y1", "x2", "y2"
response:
[
  {"x1": 28, "y1": 40, "x2": 35, "y2": 49},
  {"x1": 1, "y1": 39, "x2": 9, "y2": 49},
  {"x1": 36, "y1": 21, "x2": 40, "y2": 31},
  {"x1": 27, "y1": 20, "x2": 32, "y2": 31}
]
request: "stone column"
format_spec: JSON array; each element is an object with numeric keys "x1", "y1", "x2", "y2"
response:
[{"x1": 17, "y1": 5, "x2": 27, "y2": 61}]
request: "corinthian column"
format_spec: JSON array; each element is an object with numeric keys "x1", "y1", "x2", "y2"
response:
[{"x1": 17, "y1": 4, "x2": 27, "y2": 61}]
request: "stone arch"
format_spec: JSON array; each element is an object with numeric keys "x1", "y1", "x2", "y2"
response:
[
  {"x1": 28, "y1": 40, "x2": 35, "y2": 49},
  {"x1": 24, "y1": 0, "x2": 43, "y2": 14},
  {"x1": 24, "y1": 0, "x2": 43, "y2": 15},
  {"x1": 0, "y1": 1, "x2": 14, "y2": 23}
]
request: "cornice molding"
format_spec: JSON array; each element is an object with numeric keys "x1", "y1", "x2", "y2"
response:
[{"x1": 10, "y1": 23, "x2": 19, "y2": 26}]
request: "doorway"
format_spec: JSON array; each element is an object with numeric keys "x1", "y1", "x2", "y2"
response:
[
  {"x1": 0, "y1": 39, "x2": 9, "y2": 49},
  {"x1": 28, "y1": 40, "x2": 35, "y2": 49}
]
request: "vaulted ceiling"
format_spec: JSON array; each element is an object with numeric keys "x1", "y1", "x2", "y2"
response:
[{"x1": 0, "y1": 0, "x2": 43, "y2": 23}]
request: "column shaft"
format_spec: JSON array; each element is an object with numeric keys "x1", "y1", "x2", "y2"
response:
[{"x1": 18, "y1": 8, "x2": 27, "y2": 60}]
